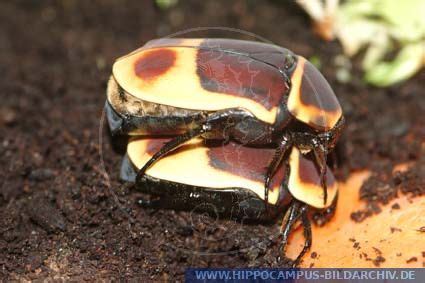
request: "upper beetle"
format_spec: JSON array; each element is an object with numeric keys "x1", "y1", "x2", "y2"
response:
[{"x1": 106, "y1": 38, "x2": 344, "y2": 221}]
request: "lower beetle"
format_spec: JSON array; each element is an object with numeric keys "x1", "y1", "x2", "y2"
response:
[
  {"x1": 121, "y1": 137, "x2": 338, "y2": 265},
  {"x1": 106, "y1": 38, "x2": 344, "y2": 207}
]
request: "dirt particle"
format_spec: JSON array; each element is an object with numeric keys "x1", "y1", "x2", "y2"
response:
[
  {"x1": 27, "y1": 195, "x2": 66, "y2": 233},
  {"x1": 310, "y1": 252, "x2": 318, "y2": 259},
  {"x1": 390, "y1": 227, "x2": 402, "y2": 233},
  {"x1": 391, "y1": 203, "x2": 400, "y2": 209},
  {"x1": 366, "y1": 247, "x2": 386, "y2": 267},
  {"x1": 177, "y1": 226, "x2": 193, "y2": 237},
  {"x1": 406, "y1": 257, "x2": 418, "y2": 263},
  {"x1": 351, "y1": 202, "x2": 381, "y2": 223},
  {"x1": 0, "y1": 107, "x2": 17, "y2": 126},
  {"x1": 373, "y1": 247, "x2": 382, "y2": 255},
  {"x1": 373, "y1": 256, "x2": 386, "y2": 267},
  {"x1": 417, "y1": 226, "x2": 425, "y2": 233},
  {"x1": 353, "y1": 242, "x2": 360, "y2": 250},
  {"x1": 28, "y1": 168, "x2": 55, "y2": 182}
]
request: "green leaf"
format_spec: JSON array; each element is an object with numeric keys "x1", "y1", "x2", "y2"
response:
[
  {"x1": 155, "y1": 0, "x2": 178, "y2": 10},
  {"x1": 364, "y1": 42, "x2": 425, "y2": 87}
]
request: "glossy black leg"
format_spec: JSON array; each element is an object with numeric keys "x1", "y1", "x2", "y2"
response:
[
  {"x1": 135, "y1": 125, "x2": 209, "y2": 184},
  {"x1": 293, "y1": 206, "x2": 312, "y2": 267},
  {"x1": 264, "y1": 134, "x2": 291, "y2": 209},
  {"x1": 278, "y1": 200, "x2": 310, "y2": 267},
  {"x1": 278, "y1": 200, "x2": 302, "y2": 261},
  {"x1": 313, "y1": 145, "x2": 328, "y2": 205}
]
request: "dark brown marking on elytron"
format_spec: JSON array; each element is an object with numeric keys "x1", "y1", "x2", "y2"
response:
[
  {"x1": 270, "y1": 158, "x2": 287, "y2": 194},
  {"x1": 198, "y1": 39, "x2": 298, "y2": 75},
  {"x1": 143, "y1": 138, "x2": 286, "y2": 188},
  {"x1": 134, "y1": 48, "x2": 176, "y2": 81},
  {"x1": 207, "y1": 142, "x2": 286, "y2": 186},
  {"x1": 196, "y1": 49, "x2": 287, "y2": 110},
  {"x1": 249, "y1": 53, "x2": 291, "y2": 71},
  {"x1": 146, "y1": 39, "x2": 295, "y2": 71},
  {"x1": 145, "y1": 138, "x2": 167, "y2": 156},
  {"x1": 299, "y1": 60, "x2": 341, "y2": 112},
  {"x1": 296, "y1": 152, "x2": 335, "y2": 187}
]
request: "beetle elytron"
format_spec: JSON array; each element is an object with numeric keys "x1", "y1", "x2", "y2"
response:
[{"x1": 106, "y1": 38, "x2": 344, "y2": 264}]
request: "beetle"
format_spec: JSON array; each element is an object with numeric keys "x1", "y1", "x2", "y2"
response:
[
  {"x1": 106, "y1": 38, "x2": 344, "y2": 209},
  {"x1": 121, "y1": 137, "x2": 338, "y2": 265}
]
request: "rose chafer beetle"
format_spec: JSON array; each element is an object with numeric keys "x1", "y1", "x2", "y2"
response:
[
  {"x1": 121, "y1": 137, "x2": 338, "y2": 265},
  {"x1": 106, "y1": 38, "x2": 344, "y2": 264},
  {"x1": 106, "y1": 38, "x2": 344, "y2": 206}
]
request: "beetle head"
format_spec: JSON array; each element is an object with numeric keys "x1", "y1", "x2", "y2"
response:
[{"x1": 318, "y1": 115, "x2": 344, "y2": 152}]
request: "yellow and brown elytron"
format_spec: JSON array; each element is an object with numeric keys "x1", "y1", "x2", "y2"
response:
[
  {"x1": 107, "y1": 38, "x2": 345, "y2": 265},
  {"x1": 107, "y1": 38, "x2": 343, "y2": 134},
  {"x1": 122, "y1": 137, "x2": 338, "y2": 265}
]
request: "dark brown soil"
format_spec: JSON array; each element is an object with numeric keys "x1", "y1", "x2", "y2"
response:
[
  {"x1": 0, "y1": 0, "x2": 423, "y2": 280},
  {"x1": 351, "y1": 155, "x2": 425, "y2": 222}
]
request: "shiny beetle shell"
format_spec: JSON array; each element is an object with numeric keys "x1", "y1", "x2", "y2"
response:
[
  {"x1": 109, "y1": 38, "x2": 342, "y2": 131},
  {"x1": 124, "y1": 137, "x2": 337, "y2": 209}
]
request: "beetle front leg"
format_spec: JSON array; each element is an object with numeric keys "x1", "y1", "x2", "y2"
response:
[
  {"x1": 135, "y1": 125, "x2": 209, "y2": 184},
  {"x1": 313, "y1": 145, "x2": 328, "y2": 205}
]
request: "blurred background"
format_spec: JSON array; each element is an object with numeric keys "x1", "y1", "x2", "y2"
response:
[{"x1": 0, "y1": 0, "x2": 423, "y2": 280}]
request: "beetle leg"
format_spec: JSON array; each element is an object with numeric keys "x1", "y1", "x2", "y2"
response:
[
  {"x1": 264, "y1": 134, "x2": 291, "y2": 211},
  {"x1": 278, "y1": 200, "x2": 302, "y2": 262},
  {"x1": 293, "y1": 206, "x2": 312, "y2": 267},
  {"x1": 136, "y1": 125, "x2": 209, "y2": 183},
  {"x1": 278, "y1": 200, "x2": 310, "y2": 267},
  {"x1": 313, "y1": 145, "x2": 328, "y2": 206}
]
